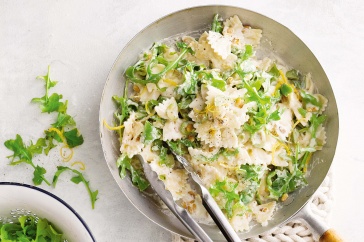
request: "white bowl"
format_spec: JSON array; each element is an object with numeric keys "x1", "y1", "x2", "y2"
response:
[{"x1": 0, "y1": 182, "x2": 95, "y2": 242}]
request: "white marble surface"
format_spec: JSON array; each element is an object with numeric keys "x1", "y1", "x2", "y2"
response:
[{"x1": 0, "y1": 0, "x2": 363, "y2": 241}]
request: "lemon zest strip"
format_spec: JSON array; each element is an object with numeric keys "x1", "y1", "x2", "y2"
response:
[
  {"x1": 71, "y1": 161, "x2": 86, "y2": 170},
  {"x1": 303, "y1": 153, "x2": 312, "y2": 173},
  {"x1": 279, "y1": 70, "x2": 288, "y2": 84},
  {"x1": 145, "y1": 101, "x2": 152, "y2": 115},
  {"x1": 218, "y1": 162, "x2": 238, "y2": 170},
  {"x1": 60, "y1": 145, "x2": 74, "y2": 162},
  {"x1": 163, "y1": 78, "x2": 178, "y2": 86},
  {"x1": 103, "y1": 119, "x2": 124, "y2": 131}
]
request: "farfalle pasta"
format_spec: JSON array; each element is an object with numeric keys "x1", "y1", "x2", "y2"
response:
[{"x1": 111, "y1": 14, "x2": 328, "y2": 232}]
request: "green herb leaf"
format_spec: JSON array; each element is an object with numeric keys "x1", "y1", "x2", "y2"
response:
[
  {"x1": 300, "y1": 91, "x2": 322, "y2": 109},
  {"x1": 194, "y1": 148, "x2": 237, "y2": 162},
  {"x1": 211, "y1": 14, "x2": 223, "y2": 33},
  {"x1": 53, "y1": 166, "x2": 98, "y2": 209},
  {"x1": 178, "y1": 62, "x2": 199, "y2": 95},
  {"x1": 4, "y1": 134, "x2": 33, "y2": 163},
  {"x1": 237, "y1": 165, "x2": 265, "y2": 204},
  {"x1": 197, "y1": 149, "x2": 222, "y2": 162},
  {"x1": 148, "y1": 42, "x2": 193, "y2": 84},
  {"x1": 43, "y1": 130, "x2": 62, "y2": 155},
  {"x1": 116, "y1": 154, "x2": 150, "y2": 191},
  {"x1": 126, "y1": 42, "x2": 193, "y2": 85},
  {"x1": 242, "y1": 45, "x2": 253, "y2": 61},
  {"x1": 0, "y1": 223, "x2": 23, "y2": 240},
  {"x1": 142, "y1": 121, "x2": 161, "y2": 145},
  {"x1": 268, "y1": 64, "x2": 280, "y2": 78},
  {"x1": 243, "y1": 81, "x2": 271, "y2": 105},
  {"x1": 160, "y1": 153, "x2": 175, "y2": 167},
  {"x1": 266, "y1": 168, "x2": 307, "y2": 200},
  {"x1": 36, "y1": 65, "x2": 58, "y2": 89},
  {"x1": 167, "y1": 139, "x2": 197, "y2": 156},
  {"x1": 44, "y1": 93, "x2": 65, "y2": 113},
  {"x1": 177, "y1": 95, "x2": 195, "y2": 110},
  {"x1": 32, "y1": 93, "x2": 65, "y2": 113},
  {"x1": 63, "y1": 128, "x2": 84, "y2": 148},
  {"x1": 239, "y1": 79, "x2": 280, "y2": 134},
  {"x1": 298, "y1": 151, "x2": 311, "y2": 171},
  {"x1": 239, "y1": 165, "x2": 265, "y2": 182},
  {"x1": 298, "y1": 107, "x2": 307, "y2": 117},
  {"x1": 33, "y1": 165, "x2": 48, "y2": 185},
  {"x1": 153, "y1": 141, "x2": 175, "y2": 168},
  {"x1": 28, "y1": 137, "x2": 46, "y2": 155},
  {"x1": 70, "y1": 175, "x2": 83, "y2": 184},
  {"x1": 280, "y1": 83, "x2": 293, "y2": 96},
  {"x1": 309, "y1": 113, "x2": 327, "y2": 138},
  {"x1": 4, "y1": 135, "x2": 50, "y2": 185},
  {"x1": 211, "y1": 77, "x2": 226, "y2": 91},
  {"x1": 125, "y1": 66, "x2": 147, "y2": 84},
  {"x1": 268, "y1": 109, "x2": 281, "y2": 122},
  {"x1": 286, "y1": 69, "x2": 299, "y2": 80},
  {"x1": 52, "y1": 112, "x2": 75, "y2": 128},
  {"x1": 209, "y1": 180, "x2": 239, "y2": 218},
  {"x1": 250, "y1": 77, "x2": 264, "y2": 91},
  {"x1": 113, "y1": 95, "x2": 131, "y2": 127}
]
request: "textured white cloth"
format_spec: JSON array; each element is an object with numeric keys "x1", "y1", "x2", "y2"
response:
[{"x1": 172, "y1": 172, "x2": 333, "y2": 242}]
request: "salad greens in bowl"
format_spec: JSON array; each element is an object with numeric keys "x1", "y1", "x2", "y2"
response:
[{"x1": 0, "y1": 182, "x2": 95, "y2": 242}]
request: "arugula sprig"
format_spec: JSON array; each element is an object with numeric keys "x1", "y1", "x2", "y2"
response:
[
  {"x1": 3, "y1": 66, "x2": 96, "y2": 209},
  {"x1": 300, "y1": 90, "x2": 323, "y2": 110},
  {"x1": 211, "y1": 14, "x2": 223, "y2": 33},
  {"x1": 238, "y1": 165, "x2": 266, "y2": 204},
  {"x1": 4, "y1": 134, "x2": 50, "y2": 185},
  {"x1": 240, "y1": 79, "x2": 281, "y2": 133},
  {"x1": 151, "y1": 140, "x2": 175, "y2": 168},
  {"x1": 31, "y1": 66, "x2": 84, "y2": 151},
  {"x1": 201, "y1": 71, "x2": 227, "y2": 91},
  {"x1": 266, "y1": 145, "x2": 308, "y2": 200},
  {"x1": 177, "y1": 61, "x2": 200, "y2": 95},
  {"x1": 142, "y1": 121, "x2": 161, "y2": 145},
  {"x1": 178, "y1": 62, "x2": 227, "y2": 96},
  {"x1": 309, "y1": 113, "x2": 327, "y2": 138},
  {"x1": 53, "y1": 166, "x2": 99, "y2": 209},
  {"x1": 31, "y1": 66, "x2": 65, "y2": 113},
  {"x1": 208, "y1": 165, "x2": 266, "y2": 217},
  {"x1": 266, "y1": 167, "x2": 307, "y2": 200},
  {"x1": 117, "y1": 154, "x2": 150, "y2": 191},
  {"x1": 126, "y1": 42, "x2": 193, "y2": 85},
  {"x1": 286, "y1": 69, "x2": 305, "y2": 89},
  {"x1": 167, "y1": 138, "x2": 198, "y2": 156},
  {"x1": 233, "y1": 54, "x2": 283, "y2": 134},
  {"x1": 233, "y1": 45, "x2": 253, "y2": 63},
  {"x1": 195, "y1": 148, "x2": 238, "y2": 162},
  {"x1": 209, "y1": 180, "x2": 239, "y2": 218}
]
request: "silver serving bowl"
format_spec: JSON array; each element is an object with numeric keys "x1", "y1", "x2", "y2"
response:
[{"x1": 99, "y1": 5, "x2": 339, "y2": 241}]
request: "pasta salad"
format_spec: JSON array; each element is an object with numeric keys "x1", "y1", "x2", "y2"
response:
[{"x1": 110, "y1": 14, "x2": 328, "y2": 232}]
